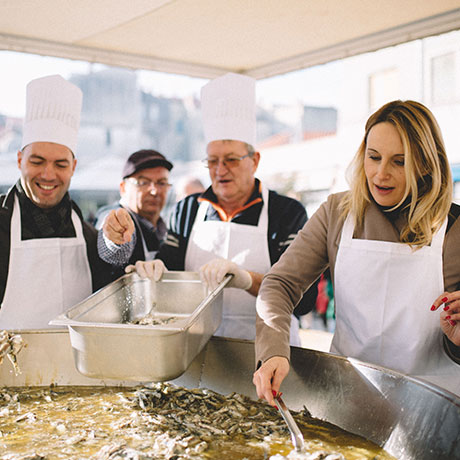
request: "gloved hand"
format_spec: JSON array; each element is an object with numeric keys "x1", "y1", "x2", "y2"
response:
[
  {"x1": 199, "y1": 258, "x2": 252, "y2": 291},
  {"x1": 125, "y1": 259, "x2": 167, "y2": 281}
]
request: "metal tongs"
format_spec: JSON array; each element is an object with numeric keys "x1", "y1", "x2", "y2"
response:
[{"x1": 274, "y1": 392, "x2": 306, "y2": 453}]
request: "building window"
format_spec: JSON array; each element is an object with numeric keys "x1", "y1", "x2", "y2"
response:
[
  {"x1": 368, "y1": 68, "x2": 399, "y2": 112},
  {"x1": 431, "y1": 53, "x2": 455, "y2": 105}
]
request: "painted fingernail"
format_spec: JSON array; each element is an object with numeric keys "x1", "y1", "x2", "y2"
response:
[
  {"x1": 450, "y1": 320, "x2": 456, "y2": 326},
  {"x1": 431, "y1": 305, "x2": 436, "y2": 311},
  {"x1": 446, "y1": 316, "x2": 451, "y2": 320},
  {"x1": 272, "y1": 390, "x2": 277, "y2": 397},
  {"x1": 442, "y1": 297, "x2": 448, "y2": 303},
  {"x1": 443, "y1": 305, "x2": 450, "y2": 311}
]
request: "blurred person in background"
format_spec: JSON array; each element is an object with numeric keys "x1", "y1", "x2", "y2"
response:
[
  {"x1": 95, "y1": 149, "x2": 173, "y2": 279},
  {"x1": 315, "y1": 273, "x2": 329, "y2": 330},
  {"x1": 313, "y1": 269, "x2": 335, "y2": 332},
  {"x1": 175, "y1": 175, "x2": 205, "y2": 202},
  {"x1": 0, "y1": 75, "x2": 113, "y2": 329},
  {"x1": 253, "y1": 100, "x2": 460, "y2": 401},
  {"x1": 99, "y1": 73, "x2": 317, "y2": 342}
]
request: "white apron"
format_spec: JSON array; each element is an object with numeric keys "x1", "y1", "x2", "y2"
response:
[
  {"x1": 333, "y1": 213, "x2": 460, "y2": 395},
  {"x1": 185, "y1": 187, "x2": 300, "y2": 343},
  {"x1": 128, "y1": 210, "x2": 157, "y2": 261},
  {"x1": 0, "y1": 196, "x2": 92, "y2": 330}
]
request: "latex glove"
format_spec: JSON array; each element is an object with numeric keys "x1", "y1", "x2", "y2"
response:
[
  {"x1": 125, "y1": 259, "x2": 167, "y2": 281},
  {"x1": 103, "y1": 208, "x2": 135, "y2": 245},
  {"x1": 199, "y1": 258, "x2": 252, "y2": 291}
]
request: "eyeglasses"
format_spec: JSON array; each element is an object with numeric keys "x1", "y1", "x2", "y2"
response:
[
  {"x1": 202, "y1": 152, "x2": 254, "y2": 169},
  {"x1": 126, "y1": 177, "x2": 172, "y2": 190}
]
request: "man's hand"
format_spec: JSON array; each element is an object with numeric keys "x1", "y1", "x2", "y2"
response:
[
  {"x1": 103, "y1": 209, "x2": 135, "y2": 245},
  {"x1": 125, "y1": 260, "x2": 167, "y2": 281},
  {"x1": 253, "y1": 356, "x2": 290, "y2": 406},
  {"x1": 199, "y1": 258, "x2": 252, "y2": 291}
]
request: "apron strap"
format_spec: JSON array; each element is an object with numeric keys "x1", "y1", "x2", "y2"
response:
[
  {"x1": 70, "y1": 205, "x2": 84, "y2": 240},
  {"x1": 338, "y1": 212, "x2": 354, "y2": 248},
  {"x1": 196, "y1": 200, "x2": 209, "y2": 223},
  {"x1": 431, "y1": 218, "x2": 448, "y2": 250},
  {"x1": 126, "y1": 208, "x2": 157, "y2": 261},
  {"x1": 10, "y1": 197, "x2": 22, "y2": 245},
  {"x1": 258, "y1": 186, "x2": 269, "y2": 232}
]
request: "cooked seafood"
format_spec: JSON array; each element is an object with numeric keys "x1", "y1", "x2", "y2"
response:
[
  {"x1": 124, "y1": 301, "x2": 178, "y2": 326},
  {"x1": 128, "y1": 315, "x2": 178, "y2": 326},
  {"x1": 0, "y1": 331, "x2": 24, "y2": 374},
  {"x1": 0, "y1": 383, "x2": 395, "y2": 459}
]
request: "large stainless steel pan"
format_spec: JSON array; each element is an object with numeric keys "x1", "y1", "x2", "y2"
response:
[
  {"x1": 49, "y1": 272, "x2": 231, "y2": 381},
  {"x1": 1, "y1": 331, "x2": 459, "y2": 460}
]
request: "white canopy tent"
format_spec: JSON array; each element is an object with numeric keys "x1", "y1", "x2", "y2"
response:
[
  {"x1": 1, "y1": 0, "x2": 460, "y2": 79},
  {"x1": 2, "y1": 1, "x2": 460, "y2": 198}
]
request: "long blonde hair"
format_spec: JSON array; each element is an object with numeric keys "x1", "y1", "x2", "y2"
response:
[{"x1": 341, "y1": 100, "x2": 452, "y2": 248}]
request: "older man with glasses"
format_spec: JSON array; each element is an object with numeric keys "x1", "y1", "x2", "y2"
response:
[
  {"x1": 101, "y1": 73, "x2": 316, "y2": 342},
  {"x1": 96, "y1": 149, "x2": 173, "y2": 279}
]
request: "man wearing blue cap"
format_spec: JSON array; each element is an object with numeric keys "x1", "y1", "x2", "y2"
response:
[{"x1": 95, "y1": 149, "x2": 173, "y2": 279}]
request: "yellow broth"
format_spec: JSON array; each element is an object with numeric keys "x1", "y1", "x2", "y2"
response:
[{"x1": 0, "y1": 385, "x2": 396, "y2": 459}]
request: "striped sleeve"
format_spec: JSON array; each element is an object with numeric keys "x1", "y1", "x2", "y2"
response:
[
  {"x1": 267, "y1": 192, "x2": 308, "y2": 263},
  {"x1": 279, "y1": 232, "x2": 298, "y2": 248},
  {"x1": 164, "y1": 233, "x2": 180, "y2": 248}
]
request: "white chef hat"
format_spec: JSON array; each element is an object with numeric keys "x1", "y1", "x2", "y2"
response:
[
  {"x1": 201, "y1": 72, "x2": 256, "y2": 146},
  {"x1": 21, "y1": 74, "x2": 83, "y2": 154}
]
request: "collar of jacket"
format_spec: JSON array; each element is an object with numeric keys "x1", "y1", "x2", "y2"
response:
[
  {"x1": 1, "y1": 180, "x2": 84, "y2": 222},
  {"x1": 198, "y1": 178, "x2": 263, "y2": 222}
]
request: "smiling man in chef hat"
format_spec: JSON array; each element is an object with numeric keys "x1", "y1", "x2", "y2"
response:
[
  {"x1": 104, "y1": 72, "x2": 314, "y2": 342},
  {"x1": 0, "y1": 74, "x2": 112, "y2": 330}
]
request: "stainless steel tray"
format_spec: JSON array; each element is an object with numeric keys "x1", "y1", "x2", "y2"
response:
[{"x1": 50, "y1": 271, "x2": 231, "y2": 382}]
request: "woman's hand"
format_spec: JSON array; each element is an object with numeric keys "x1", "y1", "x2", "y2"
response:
[
  {"x1": 431, "y1": 291, "x2": 460, "y2": 346},
  {"x1": 252, "y1": 356, "x2": 290, "y2": 407}
]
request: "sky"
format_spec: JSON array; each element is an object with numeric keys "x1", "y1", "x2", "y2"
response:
[{"x1": 0, "y1": 50, "x2": 343, "y2": 118}]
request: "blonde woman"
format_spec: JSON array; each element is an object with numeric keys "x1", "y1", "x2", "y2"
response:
[{"x1": 253, "y1": 100, "x2": 460, "y2": 401}]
